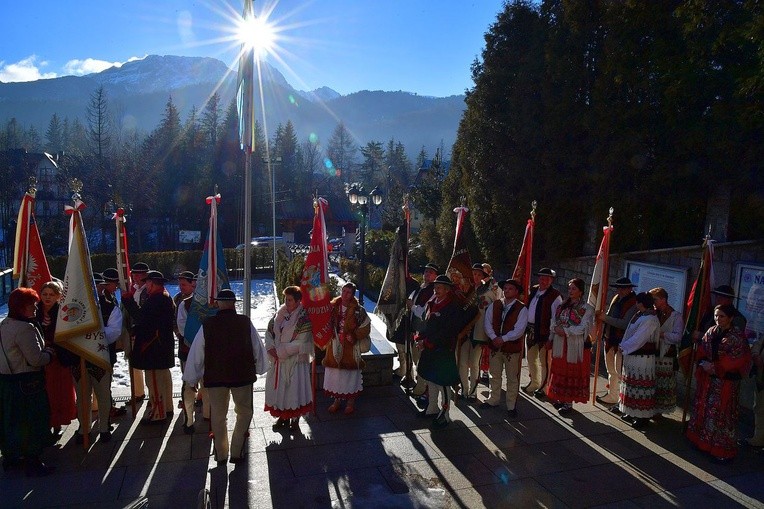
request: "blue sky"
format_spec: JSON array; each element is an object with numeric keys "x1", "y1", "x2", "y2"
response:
[{"x1": 0, "y1": 0, "x2": 506, "y2": 97}]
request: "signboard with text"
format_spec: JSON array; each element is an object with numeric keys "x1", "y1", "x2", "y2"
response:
[
  {"x1": 735, "y1": 263, "x2": 764, "y2": 340},
  {"x1": 626, "y1": 261, "x2": 689, "y2": 313},
  {"x1": 179, "y1": 230, "x2": 201, "y2": 244}
]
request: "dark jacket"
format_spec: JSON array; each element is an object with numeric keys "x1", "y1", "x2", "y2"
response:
[
  {"x1": 123, "y1": 291, "x2": 175, "y2": 370},
  {"x1": 202, "y1": 309, "x2": 257, "y2": 388},
  {"x1": 417, "y1": 295, "x2": 462, "y2": 386}
]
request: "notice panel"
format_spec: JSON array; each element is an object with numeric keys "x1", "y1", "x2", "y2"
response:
[{"x1": 626, "y1": 261, "x2": 689, "y2": 313}]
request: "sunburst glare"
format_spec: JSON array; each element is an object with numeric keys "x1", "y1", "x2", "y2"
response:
[{"x1": 237, "y1": 11, "x2": 276, "y2": 57}]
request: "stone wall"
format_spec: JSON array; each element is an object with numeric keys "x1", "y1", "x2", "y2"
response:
[
  {"x1": 546, "y1": 239, "x2": 764, "y2": 301},
  {"x1": 542, "y1": 238, "x2": 764, "y2": 413}
]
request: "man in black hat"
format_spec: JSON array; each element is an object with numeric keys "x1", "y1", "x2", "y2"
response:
[
  {"x1": 405, "y1": 262, "x2": 439, "y2": 395},
  {"x1": 183, "y1": 289, "x2": 267, "y2": 464},
  {"x1": 594, "y1": 277, "x2": 638, "y2": 406},
  {"x1": 127, "y1": 261, "x2": 150, "y2": 402},
  {"x1": 130, "y1": 262, "x2": 151, "y2": 307},
  {"x1": 122, "y1": 270, "x2": 176, "y2": 424},
  {"x1": 415, "y1": 275, "x2": 463, "y2": 429},
  {"x1": 174, "y1": 271, "x2": 205, "y2": 432},
  {"x1": 482, "y1": 279, "x2": 528, "y2": 417},
  {"x1": 100, "y1": 268, "x2": 128, "y2": 419},
  {"x1": 71, "y1": 273, "x2": 120, "y2": 443},
  {"x1": 523, "y1": 268, "x2": 562, "y2": 398}
]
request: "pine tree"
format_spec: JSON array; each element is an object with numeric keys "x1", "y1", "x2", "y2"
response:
[
  {"x1": 45, "y1": 113, "x2": 63, "y2": 154},
  {"x1": 326, "y1": 122, "x2": 357, "y2": 182}
]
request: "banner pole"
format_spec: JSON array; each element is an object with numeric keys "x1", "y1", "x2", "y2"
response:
[{"x1": 591, "y1": 208, "x2": 613, "y2": 404}]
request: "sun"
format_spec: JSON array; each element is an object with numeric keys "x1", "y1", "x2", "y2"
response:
[{"x1": 237, "y1": 13, "x2": 276, "y2": 57}]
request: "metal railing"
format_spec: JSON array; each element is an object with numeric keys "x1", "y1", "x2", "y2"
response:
[{"x1": 0, "y1": 268, "x2": 15, "y2": 306}]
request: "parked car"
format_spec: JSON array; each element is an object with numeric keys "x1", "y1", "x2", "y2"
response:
[
  {"x1": 235, "y1": 236, "x2": 286, "y2": 250},
  {"x1": 252, "y1": 236, "x2": 285, "y2": 248}
]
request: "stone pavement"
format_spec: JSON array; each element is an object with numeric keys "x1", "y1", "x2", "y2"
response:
[{"x1": 2, "y1": 365, "x2": 763, "y2": 508}]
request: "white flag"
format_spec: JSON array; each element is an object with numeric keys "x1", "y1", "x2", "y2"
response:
[{"x1": 55, "y1": 202, "x2": 110, "y2": 371}]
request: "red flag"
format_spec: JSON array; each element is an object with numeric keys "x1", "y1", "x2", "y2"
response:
[
  {"x1": 301, "y1": 198, "x2": 333, "y2": 349},
  {"x1": 446, "y1": 204, "x2": 475, "y2": 303},
  {"x1": 587, "y1": 222, "x2": 613, "y2": 403},
  {"x1": 678, "y1": 239, "x2": 715, "y2": 377},
  {"x1": 512, "y1": 217, "x2": 534, "y2": 302},
  {"x1": 13, "y1": 192, "x2": 52, "y2": 294},
  {"x1": 113, "y1": 208, "x2": 131, "y2": 292},
  {"x1": 587, "y1": 225, "x2": 613, "y2": 312}
]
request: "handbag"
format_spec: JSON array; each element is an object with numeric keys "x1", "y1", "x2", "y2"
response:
[{"x1": 357, "y1": 335, "x2": 372, "y2": 353}]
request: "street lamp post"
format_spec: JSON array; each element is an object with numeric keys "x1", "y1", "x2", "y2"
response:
[{"x1": 347, "y1": 184, "x2": 383, "y2": 305}]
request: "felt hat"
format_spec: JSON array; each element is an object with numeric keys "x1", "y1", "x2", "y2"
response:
[
  {"x1": 498, "y1": 279, "x2": 523, "y2": 294},
  {"x1": 146, "y1": 270, "x2": 167, "y2": 284},
  {"x1": 433, "y1": 274, "x2": 454, "y2": 286},
  {"x1": 711, "y1": 285, "x2": 736, "y2": 298},
  {"x1": 131, "y1": 262, "x2": 150, "y2": 273},
  {"x1": 423, "y1": 263, "x2": 440, "y2": 274},
  {"x1": 537, "y1": 267, "x2": 556, "y2": 277},
  {"x1": 214, "y1": 289, "x2": 238, "y2": 301},
  {"x1": 177, "y1": 271, "x2": 197, "y2": 282},
  {"x1": 611, "y1": 277, "x2": 637, "y2": 288},
  {"x1": 471, "y1": 263, "x2": 488, "y2": 276},
  {"x1": 101, "y1": 268, "x2": 120, "y2": 282}
]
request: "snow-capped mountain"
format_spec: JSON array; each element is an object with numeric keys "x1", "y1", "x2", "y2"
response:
[{"x1": 0, "y1": 55, "x2": 464, "y2": 156}]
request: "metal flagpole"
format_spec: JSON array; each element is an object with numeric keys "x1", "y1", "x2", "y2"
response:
[
  {"x1": 244, "y1": 152, "x2": 252, "y2": 316},
  {"x1": 271, "y1": 159, "x2": 277, "y2": 281},
  {"x1": 402, "y1": 194, "x2": 414, "y2": 389}
]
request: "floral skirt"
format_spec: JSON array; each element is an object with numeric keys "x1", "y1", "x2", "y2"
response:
[
  {"x1": 619, "y1": 354, "x2": 656, "y2": 418},
  {"x1": 686, "y1": 373, "x2": 740, "y2": 459},
  {"x1": 654, "y1": 356, "x2": 676, "y2": 414}
]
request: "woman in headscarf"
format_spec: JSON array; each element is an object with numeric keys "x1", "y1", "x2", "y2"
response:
[
  {"x1": 546, "y1": 278, "x2": 594, "y2": 415},
  {"x1": 323, "y1": 282, "x2": 370, "y2": 415},
  {"x1": 0, "y1": 287, "x2": 55, "y2": 476},
  {"x1": 265, "y1": 286, "x2": 314, "y2": 430},
  {"x1": 686, "y1": 304, "x2": 752, "y2": 462}
]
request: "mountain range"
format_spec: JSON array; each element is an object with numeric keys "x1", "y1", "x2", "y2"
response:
[{"x1": 0, "y1": 55, "x2": 465, "y2": 158}]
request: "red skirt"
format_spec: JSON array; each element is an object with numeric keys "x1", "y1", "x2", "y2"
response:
[
  {"x1": 546, "y1": 346, "x2": 591, "y2": 404},
  {"x1": 45, "y1": 358, "x2": 77, "y2": 427}
]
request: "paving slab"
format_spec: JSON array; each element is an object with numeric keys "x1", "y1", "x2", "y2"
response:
[{"x1": 3, "y1": 367, "x2": 764, "y2": 508}]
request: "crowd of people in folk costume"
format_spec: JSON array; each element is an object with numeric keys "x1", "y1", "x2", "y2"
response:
[
  {"x1": 1, "y1": 258, "x2": 762, "y2": 476},
  {"x1": 398, "y1": 262, "x2": 761, "y2": 464}
]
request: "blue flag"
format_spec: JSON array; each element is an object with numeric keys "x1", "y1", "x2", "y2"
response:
[{"x1": 184, "y1": 194, "x2": 230, "y2": 344}]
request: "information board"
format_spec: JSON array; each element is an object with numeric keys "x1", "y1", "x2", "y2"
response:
[
  {"x1": 735, "y1": 263, "x2": 764, "y2": 339},
  {"x1": 626, "y1": 261, "x2": 689, "y2": 313}
]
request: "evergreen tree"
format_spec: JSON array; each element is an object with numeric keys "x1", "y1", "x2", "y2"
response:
[
  {"x1": 326, "y1": 122, "x2": 357, "y2": 182},
  {"x1": 359, "y1": 140, "x2": 384, "y2": 189},
  {"x1": 45, "y1": 113, "x2": 63, "y2": 154},
  {"x1": 3, "y1": 118, "x2": 22, "y2": 150},
  {"x1": 201, "y1": 92, "x2": 221, "y2": 154},
  {"x1": 86, "y1": 85, "x2": 112, "y2": 161}
]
